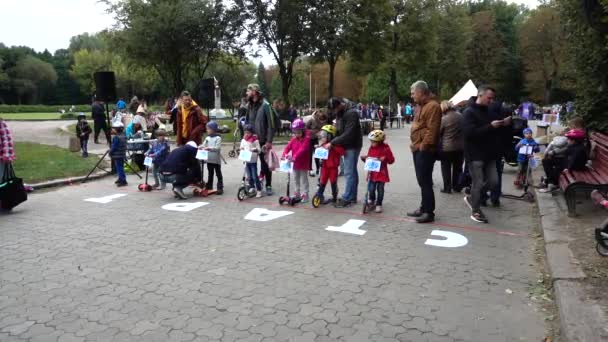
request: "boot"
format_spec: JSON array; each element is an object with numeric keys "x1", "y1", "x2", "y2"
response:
[
  {"x1": 326, "y1": 182, "x2": 338, "y2": 204},
  {"x1": 217, "y1": 181, "x2": 224, "y2": 195}
]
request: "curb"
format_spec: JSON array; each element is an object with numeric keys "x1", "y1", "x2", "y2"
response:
[
  {"x1": 26, "y1": 172, "x2": 110, "y2": 191},
  {"x1": 534, "y1": 186, "x2": 608, "y2": 341}
]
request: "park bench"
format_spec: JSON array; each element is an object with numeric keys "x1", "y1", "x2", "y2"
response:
[{"x1": 559, "y1": 131, "x2": 608, "y2": 216}]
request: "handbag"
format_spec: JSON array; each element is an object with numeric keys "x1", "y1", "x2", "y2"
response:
[
  {"x1": 0, "y1": 163, "x2": 27, "y2": 210},
  {"x1": 265, "y1": 148, "x2": 280, "y2": 171}
]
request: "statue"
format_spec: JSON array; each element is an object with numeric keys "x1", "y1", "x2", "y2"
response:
[{"x1": 210, "y1": 77, "x2": 227, "y2": 119}]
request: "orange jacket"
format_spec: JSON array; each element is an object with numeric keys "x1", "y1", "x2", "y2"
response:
[
  {"x1": 410, "y1": 99, "x2": 442, "y2": 152},
  {"x1": 176, "y1": 104, "x2": 208, "y2": 146}
]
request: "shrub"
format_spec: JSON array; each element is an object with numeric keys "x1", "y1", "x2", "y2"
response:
[
  {"x1": 60, "y1": 113, "x2": 79, "y2": 120},
  {"x1": 0, "y1": 104, "x2": 92, "y2": 113}
]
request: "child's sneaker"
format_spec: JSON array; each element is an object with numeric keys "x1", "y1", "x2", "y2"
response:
[
  {"x1": 301, "y1": 194, "x2": 309, "y2": 203},
  {"x1": 294, "y1": 192, "x2": 301, "y2": 199},
  {"x1": 375, "y1": 205, "x2": 383, "y2": 213},
  {"x1": 265, "y1": 186, "x2": 273, "y2": 196},
  {"x1": 256, "y1": 191, "x2": 263, "y2": 198}
]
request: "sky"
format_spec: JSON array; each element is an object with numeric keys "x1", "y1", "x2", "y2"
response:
[{"x1": 0, "y1": 0, "x2": 540, "y2": 66}]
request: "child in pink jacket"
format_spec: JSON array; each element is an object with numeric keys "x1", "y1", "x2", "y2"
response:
[{"x1": 282, "y1": 119, "x2": 312, "y2": 202}]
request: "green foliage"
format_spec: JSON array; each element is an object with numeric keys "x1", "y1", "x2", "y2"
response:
[
  {"x1": 0, "y1": 104, "x2": 91, "y2": 113},
  {"x1": 256, "y1": 63, "x2": 270, "y2": 98},
  {"x1": 556, "y1": 0, "x2": 608, "y2": 131},
  {"x1": 70, "y1": 49, "x2": 113, "y2": 95}
]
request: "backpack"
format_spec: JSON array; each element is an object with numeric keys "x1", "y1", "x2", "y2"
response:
[{"x1": 265, "y1": 101, "x2": 282, "y2": 133}]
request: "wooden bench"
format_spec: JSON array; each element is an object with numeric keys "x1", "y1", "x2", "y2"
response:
[{"x1": 559, "y1": 131, "x2": 608, "y2": 216}]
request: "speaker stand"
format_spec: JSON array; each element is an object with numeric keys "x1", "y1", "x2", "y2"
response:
[{"x1": 82, "y1": 149, "x2": 113, "y2": 183}]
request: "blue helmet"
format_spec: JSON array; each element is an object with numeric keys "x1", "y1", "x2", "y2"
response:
[
  {"x1": 243, "y1": 124, "x2": 254, "y2": 133},
  {"x1": 207, "y1": 121, "x2": 219, "y2": 131},
  {"x1": 523, "y1": 127, "x2": 533, "y2": 135}
]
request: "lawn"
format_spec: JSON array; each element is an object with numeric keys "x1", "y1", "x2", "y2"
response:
[
  {"x1": 12, "y1": 142, "x2": 104, "y2": 183},
  {"x1": 1, "y1": 112, "x2": 64, "y2": 120}
]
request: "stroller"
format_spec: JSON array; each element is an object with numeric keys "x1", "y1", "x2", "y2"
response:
[
  {"x1": 228, "y1": 117, "x2": 245, "y2": 158},
  {"x1": 592, "y1": 190, "x2": 608, "y2": 256}
]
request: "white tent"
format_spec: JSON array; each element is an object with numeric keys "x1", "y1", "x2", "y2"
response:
[{"x1": 449, "y1": 80, "x2": 477, "y2": 106}]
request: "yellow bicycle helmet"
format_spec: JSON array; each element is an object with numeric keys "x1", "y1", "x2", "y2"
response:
[
  {"x1": 367, "y1": 129, "x2": 385, "y2": 142},
  {"x1": 321, "y1": 125, "x2": 337, "y2": 136}
]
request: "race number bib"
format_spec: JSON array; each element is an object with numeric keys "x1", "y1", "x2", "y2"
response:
[
  {"x1": 143, "y1": 156, "x2": 153, "y2": 167},
  {"x1": 279, "y1": 160, "x2": 293, "y2": 173},
  {"x1": 313, "y1": 147, "x2": 329, "y2": 160},
  {"x1": 364, "y1": 158, "x2": 381, "y2": 172},
  {"x1": 518, "y1": 145, "x2": 533, "y2": 155},
  {"x1": 239, "y1": 150, "x2": 253, "y2": 162},
  {"x1": 196, "y1": 150, "x2": 208, "y2": 160}
]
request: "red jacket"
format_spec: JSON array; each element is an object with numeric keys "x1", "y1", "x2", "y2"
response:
[
  {"x1": 282, "y1": 130, "x2": 312, "y2": 171},
  {"x1": 364, "y1": 142, "x2": 395, "y2": 182},
  {"x1": 321, "y1": 143, "x2": 345, "y2": 169}
]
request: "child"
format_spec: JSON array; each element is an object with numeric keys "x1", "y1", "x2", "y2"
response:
[
  {"x1": 201, "y1": 121, "x2": 223, "y2": 194},
  {"x1": 564, "y1": 128, "x2": 588, "y2": 172},
  {"x1": 76, "y1": 113, "x2": 92, "y2": 157},
  {"x1": 281, "y1": 119, "x2": 311, "y2": 202},
  {"x1": 145, "y1": 129, "x2": 170, "y2": 190},
  {"x1": 514, "y1": 128, "x2": 539, "y2": 187},
  {"x1": 110, "y1": 121, "x2": 128, "y2": 187},
  {"x1": 315, "y1": 125, "x2": 344, "y2": 204},
  {"x1": 360, "y1": 130, "x2": 395, "y2": 213},
  {"x1": 240, "y1": 124, "x2": 263, "y2": 198}
]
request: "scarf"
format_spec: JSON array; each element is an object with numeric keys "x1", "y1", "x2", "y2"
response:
[
  {"x1": 0, "y1": 120, "x2": 15, "y2": 163},
  {"x1": 181, "y1": 100, "x2": 199, "y2": 138}
]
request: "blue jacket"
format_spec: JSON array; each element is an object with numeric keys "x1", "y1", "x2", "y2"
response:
[
  {"x1": 146, "y1": 141, "x2": 170, "y2": 166},
  {"x1": 516, "y1": 138, "x2": 539, "y2": 162},
  {"x1": 160, "y1": 145, "x2": 198, "y2": 174},
  {"x1": 110, "y1": 133, "x2": 127, "y2": 159}
]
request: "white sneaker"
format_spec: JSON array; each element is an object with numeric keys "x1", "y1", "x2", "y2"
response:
[
  {"x1": 539, "y1": 184, "x2": 557, "y2": 193},
  {"x1": 256, "y1": 191, "x2": 263, "y2": 198},
  {"x1": 375, "y1": 206, "x2": 383, "y2": 213}
]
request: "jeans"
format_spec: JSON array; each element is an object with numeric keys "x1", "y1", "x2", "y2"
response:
[
  {"x1": 413, "y1": 150, "x2": 436, "y2": 214},
  {"x1": 341, "y1": 148, "x2": 361, "y2": 202},
  {"x1": 469, "y1": 160, "x2": 499, "y2": 212},
  {"x1": 490, "y1": 160, "x2": 503, "y2": 202},
  {"x1": 152, "y1": 164, "x2": 161, "y2": 186},
  {"x1": 114, "y1": 158, "x2": 126, "y2": 183},
  {"x1": 440, "y1": 151, "x2": 463, "y2": 191},
  {"x1": 367, "y1": 181, "x2": 385, "y2": 206},
  {"x1": 79, "y1": 137, "x2": 88, "y2": 155},
  {"x1": 259, "y1": 150, "x2": 272, "y2": 188},
  {"x1": 246, "y1": 162, "x2": 262, "y2": 191},
  {"x1": 206, "y1": 163, "x2": 223, "y2": 190}
]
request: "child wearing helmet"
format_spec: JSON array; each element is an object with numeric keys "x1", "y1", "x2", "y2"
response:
[
  {"x1": 282, "y1": 119, "x2": 311, "y2": 202},
  {"x1": 514, "y1": 128, "x2": 539, "y2": 187},
  {"x1": 145, "y1": 129, "x2": 170, "y2": 190},
  {"x1": 76, "y1": 113, "x2": 92, "y2": 158},
  {"x1": 315, "y1": 125, "x2": 345, "y2": 204},
  {"x1": 360, "y1": 130, "x2": 395, "y2": 213},
  {"x1": 110, "y1": 121, "x2": 128, "y2": 187},
  {"x1": 240, "y1": 124, "x2": 263, "y2": 197},
  {"x1": 564, "y1": 128, "x2": 588, "y2": 172},
  {"x1": 201, "y1": 121, "x2": 223, "y2": 194}
]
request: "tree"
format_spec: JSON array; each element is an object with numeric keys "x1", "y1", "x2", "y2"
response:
[
  {"x1": 70, "y1": 49, "x2": 113, "y2": 95},
  {"x1": 10, "y1": 55, "x2": 57, "y2": 104},
  {"x1": 236, "y1": 0, "x2": 313, "y2": 107},
  {"x1": 68, "y1": 33, "x2": 106, "y2": 53},
  {"x1": 105, "y1": 0, "x2": 243, "y2": 95},
  {"x1": 467, "y1": 11, "x2": 507, "y2": 90},
  {"x1": 519, "y1": 5, "x2": 568, "y2": 104},
  {"x1": 256, "y1": 62, "x2": 270, "y2": 97}
]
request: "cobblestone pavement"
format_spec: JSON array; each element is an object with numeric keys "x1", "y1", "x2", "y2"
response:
[{"x1": 1, "y1": 128, "x2": 549, "y2": 341}]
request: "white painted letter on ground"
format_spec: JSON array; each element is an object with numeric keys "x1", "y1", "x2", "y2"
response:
[
  {"x1": 326, "y1": 219, "x2": 367, "y2": 236},
  {"x1": 425, "y1": 230, "x2": 468, "y2": 248},
  {"x1": 84, "y1": 194, "x2": 127, "y2": 204},
  {"x1": 244, "y1": 208, "x2": 294, "y2": 222},
  {"x1": 162, "y1": 202, "x2": 209, "y2": 212}
]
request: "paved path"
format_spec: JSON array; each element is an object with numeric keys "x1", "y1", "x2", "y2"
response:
[{"x1": 0, "y1": 128, "x2": 549, "y2": 341}]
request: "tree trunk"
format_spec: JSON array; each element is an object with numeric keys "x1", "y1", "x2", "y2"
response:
[
  {"x1": 328, "y1": 57, "x2": 338, "y2": 99},
  {"x1": 389, "y1": 67, "x2": 398, "y2": 115}
]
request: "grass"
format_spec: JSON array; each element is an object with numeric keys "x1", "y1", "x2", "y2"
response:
[{"x1": 12, "y1": 142, "x2": 104, "y2": 183}]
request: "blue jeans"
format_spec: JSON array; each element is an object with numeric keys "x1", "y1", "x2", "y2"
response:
[
  {"x1": 367, "y1": 181, "x2": 385, "y2": 206},
  {"x1": 341, "y1": 148, "x2": 361, "y2": 202},
  {"x1": 246, "y1": 162, "x2": 262, "y2": 191},
  {"x1": 114, "y1": 158, "x2": 126, "y2": 183}
]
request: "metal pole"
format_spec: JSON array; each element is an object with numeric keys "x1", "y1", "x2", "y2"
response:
[
  {"x1": 314, "y1": 82, "x2": 317, "y2": 110},
  {"x1": 309, "y1": 66, "x2": 312, "y2": 110}
]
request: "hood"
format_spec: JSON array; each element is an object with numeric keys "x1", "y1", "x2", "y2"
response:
[{"x1": 552, "y1": 135, "x2": 568, "y2": 147}]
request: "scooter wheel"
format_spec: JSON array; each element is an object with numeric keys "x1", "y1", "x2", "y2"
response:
[
  {"x1": 597, "y1": 243, "x2": 608, "y2": 256},
  {"x1": 228, "y1": 150, "x2": 236, "y2": 158},
  {"x1": 289, "y1": 198, "x2": 297, "y2": 206},
  {"x1": 524, "y1": 192, "x2": 535, "y2": 202},
  {"x1": 312, "y1": 195, "x2": 321, "y2": 208},
  {"x1": 279, "y1": 197, "x2": 286, "y2": 205},
  {"x1": 237, "y1": 187, "x2": 247, "y2": 201}
]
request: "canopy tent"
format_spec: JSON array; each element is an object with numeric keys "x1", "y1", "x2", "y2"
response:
[{"x1": 449, "y1": 80, "x2": 477, "y2": 106}]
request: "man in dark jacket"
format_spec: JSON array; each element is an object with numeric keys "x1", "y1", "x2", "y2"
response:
[
  {"x1": 246, "y1": 83, "x2": 275, "y2": 195},
  {"x1": 92, "y1": 97, "x2": 110, "y2": 144},
  {"x1": 462, "y1": 86, "x2": 511, "y2": 223},
  {"x1": 160, "y1": 141, "x2": 200, "y2": 199},
  {"x1": 326, "y1": 97, "x2": 362, "y2": 207}
]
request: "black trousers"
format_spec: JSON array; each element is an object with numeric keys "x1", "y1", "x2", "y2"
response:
[
  {"x1": 543, "y1": 157, "x2": 567, "y2": 185},
  {"x1": 440, "y1": 151, "x2": 464, "y2": 192},
  {"x1": 94, "y1": 120, "x2": 110, "y2": 143},
  {"x1": 413, "y1": 150, "x2": 436, "y2": 214},
  {"x1": 206, "y1": 163, "x2": 224, "y2": 190},
  {"x1": 259, "y1": 150, "x2": 272, "y2": 187}
]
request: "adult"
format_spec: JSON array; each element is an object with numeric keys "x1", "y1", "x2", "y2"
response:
[
  {"x1": 160, "y1": 141, "x2": 201, "y2": 199},
  {"x1": 92, "y1": 97, "x2": 110, "y2": 144},
  {"x1": 462, "y1": 86, "x2": 511, "y2": 223},
  {"x1": 517, "y1": 100, "x2": 535, "y2": 120},
  {"x1": 406, "y1": 81, "x2": 442, "y2": 223},
  {"x1": 304, "y1": 110, "x2": 328, "y2": 176},
  {"x1": 128, "y1": 96, "x2": 140, "y2": 115},
  {"x1": 326, "y1": 97, "x2": 362, "y2": 208},
  {"x1": 378, "y1": 106, "x2": 387, "y2": 131},
  {"x1": 439, "y1": 100, "x2": 464, "y2": 194},
  {"x1": 175, "y1": 91, "x2": 209, "y2": 146},
  {"x1": 165, "y1": 97, "x2": 178, "y2": 134},
  {"x1": 404, "y1": 102, "x2": 413, "y2": 124},
  {"x1": 116, "y1": 98, "x2": 127, "y2": 111},
  {"x1": 245, "y1": 84, "x2": 275, "y2": 196},
  {"x1": 483, "y1": 101, "x2": 514, "y2": 206},
  {"x1": 0, "y1": 117, "x2": 15, "y2": 182},
  {"x1": 288, "y1": 105, "x2": 298, "y2": 122}
]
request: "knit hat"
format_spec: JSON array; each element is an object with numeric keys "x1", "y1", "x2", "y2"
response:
[
  {"x1": 186, "y1": 141, "x2": 197, "y2": 148},
  {"x1": 247, "y1": 83, "x2": 261, "y2": 92}
]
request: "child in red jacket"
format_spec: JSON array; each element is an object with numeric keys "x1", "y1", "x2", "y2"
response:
[
  {"x1": 315, "y1": 125, "x2": 345, "y2": 204},
  {"x1": 360, "y1": 130, "x2": 395, "y2": 213}
]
